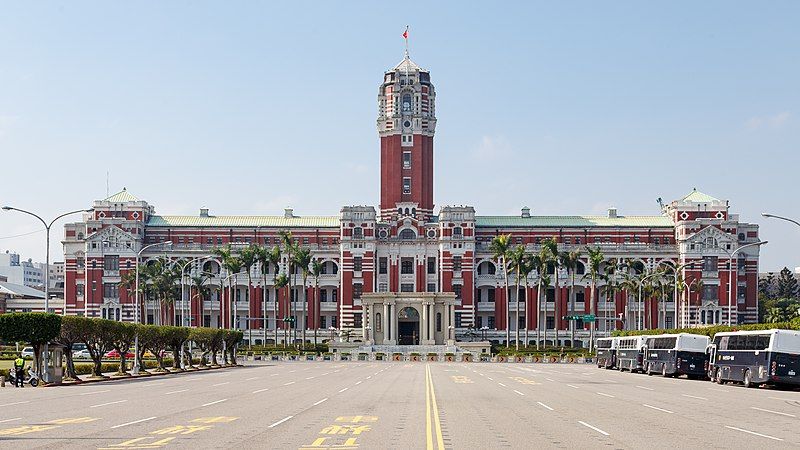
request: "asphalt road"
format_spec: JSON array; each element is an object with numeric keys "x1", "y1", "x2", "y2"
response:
[{"x1": 1, "y1": 361, "x2": 799, "y2": 449}]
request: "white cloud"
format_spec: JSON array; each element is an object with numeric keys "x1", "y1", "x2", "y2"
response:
[
  {"x1": 745, "y1": 111, "x2": 790, "y2": 130},
  {"x1": 472, "y1": 135, "x2": 513, "y2": 162}
]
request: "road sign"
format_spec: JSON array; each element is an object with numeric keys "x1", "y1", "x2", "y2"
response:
[{"x1": 582, "y1": 314, "x2": 596, "y2": 321}]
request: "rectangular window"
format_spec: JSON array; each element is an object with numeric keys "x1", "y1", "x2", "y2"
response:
[
  {"x1": 379, "y1": 257, "x2": 387, "y2": 274},
  {"x1": 401, "y1": 258, "x2": 414, "y2": 274},
  {"x1": 703, "y1": 256, "x2": 718, "y2": 272},
  {"x1": 488, "y1": 316, "x2": 496, "y2": 329},
  {"x1": 104, "y1": 255, "x2": 119, "y2": 271},
  {"x1": 452, "y1": 256, "x2": 462, "y2": 272},
  {"x1": 546, "y1": 316, "x2": 555, "y2": 329},
  {"x1": 379, "y1": 283, "x2": 388, "y2": 292},
  {"x1": 402, "y1": 151, "x2": 411, "y2": 169},
  {"x1": 427, "y1": 283, "x2": 436, "y2": 292},
  {"x1": 303, "y1": 237, "x2": 309, "y2": 245},
  {"x1": 353, "y1": 283, "x2": 363, "y2": 299},
  {"x1": 76, "y1": 284, "x2": 85, "y2": 297},
  {"x1": 476, "y1": 316, "x2": 483, "y2": 328},
  {"x1": 455, "y1": 312, "x2": 463, "y2": 328},
  {"x1": 331, "y1": 316, "x2": 337, "y2": 327},
  {"x1": 354, "y1": 313, "x2": 363, "y2": 328},
  {"x1": 427, "y1": 257, "x2": 436, "y2": 274},
  {"x1": 321, "y1": 289, "x2": 328, "y2": 302},
  {"x1": 702, "y1": 285, "x2": 718, "y2": 301},
  {"x1": 402, "y1": 177, "x2": 411, "y2": 195},
  {"x1": 103, "y1": 283, "x2": 119, "y2": 299},
  {"x1": 320, "y1": 316, "x2": 327, "y2": 329},
  {"x1": 353, "y1": 256, "x2": 363, "y2": 272},
  {"x1": 453, "y1": 285, "x2": 462, "y2": 299},
  {"x1": 401, "y1": 283, "x2": 414, "y2": 292},
  {"x1": 207, "y1": 237, "x2": 213, "y2": 245},
  {"x1": 488, "y1": 289, "x2": 496, "y2": 302},
  {"x1": 332, "y1": 289, "x2": 338, "y2": 303},
  {"x1": 217, "y1": 237, "x2": 223, "y2": 245}
]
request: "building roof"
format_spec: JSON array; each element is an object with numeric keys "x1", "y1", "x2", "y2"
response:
[
  {"x1": 393, "y1": 55, "x2": 424, "y2": 73},
  {"x1": 146, "y1": 215, "x2": 340, "y2": 228},
  {"x1": 0, "y1": 281, "x2": 45, "y2": 298},
  {"x1": 474, "y1": 215, "x2": 674, "y2": 228},
  {"x1": 681, "y1": 188, "x2": 719, "y2": 203},
  {"x1": 104, "y1": 188, "x2": 139, "y2": 203}
]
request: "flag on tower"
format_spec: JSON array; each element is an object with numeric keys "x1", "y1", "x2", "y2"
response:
[{"x1": 403, "y1": 26, "x2": 409, "y2": 40}]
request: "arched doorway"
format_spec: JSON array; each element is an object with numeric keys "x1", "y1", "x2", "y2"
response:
[{"x1": 398, "y1": 306, "x2": 420, "y2": 345}]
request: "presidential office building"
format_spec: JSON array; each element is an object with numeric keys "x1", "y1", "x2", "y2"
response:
[{"x1": 61, "y1": 51, "x2": 762, "y2": 347}]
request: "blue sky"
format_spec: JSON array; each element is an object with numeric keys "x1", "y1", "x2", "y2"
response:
[{"x1": 0, "y1": 2, "x2": 798, "y2": 271}]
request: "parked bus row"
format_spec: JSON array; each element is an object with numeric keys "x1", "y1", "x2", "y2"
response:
[{"x1": 596, "y1": 329, "x2": 800, "y2": 388}]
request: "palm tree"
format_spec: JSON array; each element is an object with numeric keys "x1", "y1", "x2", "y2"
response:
[
  {"x1": 239, "y1": 244, "x2": 259, "y2": 333},
  {"x1": 519, "y1": 254, "x2": 535, "y2": 347},
  {"x1": 620, "y1": 273, "x2": 640, "y2": 331},
  {"x1": 536, "y1": 244, "x2": 553, "y2": 350},
  {"x1": 542, "y1": 238, "x2": 560, "y2": 347},
  {"x1": 279, "y1": 230, "x2": 297, "y2": 344},
  {"x1": 213, "y1": 246, "x2": 232, "y2": 327},
  {"x1": 584, "y1": 246, "x2": 604, "y2": 352},
  {"x1": 266, "y1": 245, "x2": 282, "y2": 344},
  {"x1": 600, "y1": 259, "x2": 620, "y2": 331},
  {"x1": 215, "y1": 246, "x2": 243, "y2": 329},
  {"x1": 311, "y1": 259, "x2": 324, "y2": 347},
  {"x1": 507, "y1": 245, "x2": 527, "y2": 351},
  {"x1": 489, "y1": 234, "x2": 512, "y2": 347},
  {"x1": 562, "y1": 250, "x2": 581, "y2": 347},
  {"x1": 294, "y1": 246, "x2": 312, "y2": 349},
  {"x1": 255, "y1": 244, "x2": 270, "y2": 340},
  {"x1": 274, "y1": 273, "x2": 289, "y2": 347}
]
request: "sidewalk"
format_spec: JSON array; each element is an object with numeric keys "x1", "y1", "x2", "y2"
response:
[{"x1": 60, "y1": 361, "x2": 243, "y2": 386}]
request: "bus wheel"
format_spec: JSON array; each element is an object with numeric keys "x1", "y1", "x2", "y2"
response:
[
  {"x1": 716, "y1": 369, "x2": 725, "y2": 385},
  {"x1": 743, "y1": 370, "x2": 752, "y2": 388}
]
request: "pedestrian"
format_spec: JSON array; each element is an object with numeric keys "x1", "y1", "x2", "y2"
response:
[{"x1": 13, "y1": 354, "x2": 25, "y2": 388}]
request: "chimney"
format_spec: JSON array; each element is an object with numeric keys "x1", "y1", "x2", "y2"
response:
[
  {"x1": 199, "y1": 207, "x2": 209, "y2": 217},
  {"x1": 284, "y1": 207, "x2": 294, "y2": 219},
  {"x1": 608, "y1": 207, "x2": 618, "y2": 218},
  {"x1": 521, "y1": 206, "x2": 531, "y2": 218}
]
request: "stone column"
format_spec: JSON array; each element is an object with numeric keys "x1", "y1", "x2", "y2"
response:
[
  {"x1": 421, "y1": 302, "x2": 428, "y2": 342},
  {"x1": 390, "y1": 302, "x2": 398, "y2": 343},
  {"x1": 383, "y1": 302, "x2": 389, "y2": 344},
  {"x1": 362, "y1": 304, "x2": 368, "y2": 344}
]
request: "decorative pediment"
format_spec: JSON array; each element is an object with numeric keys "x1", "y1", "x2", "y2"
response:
[
  {"x1": 685, "y1": 225, "x2": 733, "y2": 246},
  {"x1": 86, "y1": 225, "x2": 139, "y2": 255}
]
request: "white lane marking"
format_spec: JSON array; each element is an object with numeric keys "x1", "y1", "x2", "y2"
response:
[
  {"x1": 487, "y1": 377, "x2": 494, "y2": 381},
  {"x1": 707, "y1": 387, "x2": 727, "y2": 392},
  {"x1": 604, "y1": 379, "x2": 615, "y2": 383},
  {"x1": 269, "y1": 415, "x2": 294, "y2": 428},
  {"x1": 498, "y1": 383, "x2": 507, "y2": 387},
  {"x1": 366, "y1": 376, "x2": 372, "y2": 379},
  {"x1": 252, "y1": 388, "x2": 270, "y2": 394},
  {"x1": 90, "y1": 400, "x2": 128, "y2": 408},
  {"x1": 725, "y1": 426, "x2": 783, "y2": 441},
  {"x1": 322, "y1": 372, "x2": 330, "y2": 376},
  {"x1": 681, "y1": 394, "x2": 707, "y2": 401},
  {"x1": 338, "y1": 387, "x2": 349, "y2": 393},
  {"x1": 537, "y1": 402, "x2": 554, "y2": 411},
  {"x1": 768, "y1": 396, "x2": 795, "y2": 401},
  {"x1": 566, "y1": 384, "x2": 580, "y2": 389},
  {"x1": 513, "y1": 390, "x2": 525, "y2": 396},
  {"x1": 212, "y1": 382, "x2": 230, "y2": 387},
  {"x1": 355, "y1": 381, "x2": 362, "y2": 385},
  {"x1": 0, "y1": 401, "x2": 29, "y2": 407},
  {"x1": 202, "y1": 399, "x2": 228, "y2": 407},
  {"x1": 283, "y1": 381, "x2": 296, "y2": 386},
  {"x1": 596, "y1": 392, "x2": 615, "y2": 398},
  {"x1": 246, "y1": 377, "x2": 259, "y2": 381},
  {"x1": 313, "y1": 398, "x2": 329, "y2": 406},
  {"x1": 306, "y1": 377, "x2": 315, "y2": 380},
  {"x1": 545, "y1": 378, "x2": 555, "y2": 382},
  {"x1": 110, "y1": 416, "x2": 157, "y2": 429},
  {"x1": 0, "y1": 418, "x2": 21, "y2": 424},
  {"x1": 374, "y1": 372, "x2": 379, "y2": 375},
  {"x1": 289, "y1": 370, "x2": 296, "y2": 373},
  {"x1": 635, "y1": 385, "x2": 654, "y2": 391},
  {"x1": 750, "y1": 406, "x2": 796, "y2": 418},
  {"x1": 141, "y1": 381, "x2": 163, "y2": 386},
  {"x1": 80, "y1": 389, "x2": 110, "y2": 396},
  {"x1": 165, "y1": 389, "x2": 189, "y2": 395},
  {"x1": 578, "y1": 421, "x2": 609, "y2": 436},
  {"x1": 270, "y1": 374, "x2": 279, "y2": 377},
  {"x1": 642, "y1": 404, "x2": 673, "y2": 414}
]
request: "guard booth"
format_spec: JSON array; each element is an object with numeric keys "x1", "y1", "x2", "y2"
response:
[{"x1": 44, "y1": 343, "x2": 65, "y2": 385}]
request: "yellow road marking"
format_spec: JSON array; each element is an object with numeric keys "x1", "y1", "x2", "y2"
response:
[
  {"x1": 98, "y1": 436, "x2": 176, "y2": 449},
  {"x1": 335, "y1": 416, "x2": 378, "y2": 423},
  {"x1": 51, "y1": 417, "x2": 100, "y2": 424},
  {"x1": 0, "y1": 425, "x2": 59, "y2": 436},
  {"x1": 510, "y1": 377, "x2": 538, "y2": 385},
  {"x1": 191, "y1": 417, "x2": 238, "y2": 424},
  {"x1": 425, "y1": 365, "x2": 445, "y2": 450}
]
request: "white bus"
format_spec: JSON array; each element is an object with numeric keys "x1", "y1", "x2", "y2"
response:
[
  {"x1": 643, "y1": 333, "x2": 710, "y2": 378},
  {"x1": 616, "y1": 335, "x2": 648, "y2": 373},
  {"x1": 708, "y1": 329, "x2": 800, "y2": 388},
  {"x1": 595, "y1": 337, "x2": 618, "y2": 369}
]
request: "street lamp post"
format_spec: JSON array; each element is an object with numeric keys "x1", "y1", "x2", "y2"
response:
[
  {"x1": 721, "y1": 241, "x2": 768, "y2": 326},
  {"x1": 633, "y1": 271, "x2": 664, "y2": 330},
  {"x1": 2, "y1": 206, "x2": 89, "y2": 383},
  {"x1": 132, "y1": 241, "x2": 172, "y2": 375},
  {"x1": 175, "y1": 256, "x2": 212, "y2": 369}
]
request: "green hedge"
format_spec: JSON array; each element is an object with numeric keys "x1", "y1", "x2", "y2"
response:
[{"x1": 611, "y1": 319, "x2": 800, "y2": 338}]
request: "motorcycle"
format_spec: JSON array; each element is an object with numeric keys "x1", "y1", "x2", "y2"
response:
[{"x1": 8, "y1": 366, "x2": 40, "y2": 387}]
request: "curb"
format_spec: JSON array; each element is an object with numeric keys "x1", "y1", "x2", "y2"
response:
[{"x1": 51, "y1": 364, "x2": 244, "y2": 387}]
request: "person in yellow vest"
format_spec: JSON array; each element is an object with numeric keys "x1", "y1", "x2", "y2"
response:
[{"x1": 13, "y1": 355, "x2": 26, "y2": 388}]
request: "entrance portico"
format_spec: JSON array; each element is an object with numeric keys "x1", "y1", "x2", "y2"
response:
[{"x1": 362, "y1": 292, "x2": 457, "y2": 346}]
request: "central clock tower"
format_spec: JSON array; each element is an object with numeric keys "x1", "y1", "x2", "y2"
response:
[{"x1": 377, "y1": 52, "x2": 436, "y2": 221}]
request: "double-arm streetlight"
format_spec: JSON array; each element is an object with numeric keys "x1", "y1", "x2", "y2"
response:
[
  {"x1": 2, "y1": 206, "x2": 89, "y2": 383},
  {"x1": 174, "y1": 256, "x2": 212, "y2": 369},
  {"x1": 132, "y1": 241, "x2": 172, "y2": 375},
  {"x1": 628, "y1": 271, "x2": 664, "y2": 330}
]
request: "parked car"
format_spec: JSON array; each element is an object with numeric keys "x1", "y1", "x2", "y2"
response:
[
  {"x1": 72, "y1": 349, "x2": 91, "y2": 359},
  {"x1": 21, "y1": 347, "x2": 34, "y2": 358},
  {"x1": 71, "y1": 343, "x2": 87, "y2": 353},
  {"x1": 104, "y1": 350, "x2": 135, "y2": 359}
]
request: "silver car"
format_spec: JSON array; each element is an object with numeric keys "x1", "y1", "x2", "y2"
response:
[{"x1": 21, "y1": 347, "x2": 34, "y2": 358}]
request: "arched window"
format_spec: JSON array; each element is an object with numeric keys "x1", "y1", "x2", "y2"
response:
[
  {"x1": 397, "y1": 208, "x2": 403, "y2": 216},
  {"x1": 399, "y1": 229, "x2": 417, "y2": 240},
  {"x1": 576, "y1": 262, "x2": 586, "y2": 275},
  {"x1": 402, "y1": 93, "x2": 412, "y2": 112},
  {"x1": 411, "y1": 208, "x2": 417, "y2": 216}
]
